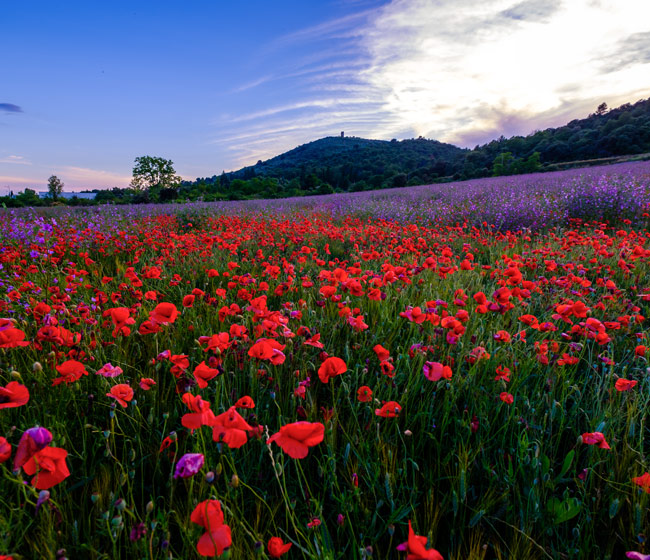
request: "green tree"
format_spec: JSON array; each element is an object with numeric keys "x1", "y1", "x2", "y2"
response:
[
  {"x1": 47, "y1": 175, "x2": 64, "y2": 201},
  {"x1": 492, "y1": 152, "x2": 514, "y2": 176},
  {"x1": 130, "y1": 156, "x2": 181, "y2": 194}
]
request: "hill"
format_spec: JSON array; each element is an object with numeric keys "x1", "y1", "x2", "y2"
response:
[
  {"x1": 235, "y1": 135, "x2": 467, "y2": 188},
  {"x1": 180, "y1": 97, "x2": 650, "y2": 200}
]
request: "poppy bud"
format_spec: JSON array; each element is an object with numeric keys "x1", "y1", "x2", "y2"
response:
[
  {"x1": 33, "y1": 362, "x2": 43, "y2": 372},
  {"x1": 146, "y1": 501, "x2": 154, "y2": 514},
  {"x1": 230, "y1": 474, "x2": 239, "y2": 488}
]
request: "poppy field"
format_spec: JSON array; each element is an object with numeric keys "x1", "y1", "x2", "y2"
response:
[{"x1": 2, "y1": 162, "x2": 650, "y2": 559}]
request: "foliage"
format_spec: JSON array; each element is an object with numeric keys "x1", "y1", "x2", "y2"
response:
[
  {"x1": 130, "y1": 156, "x2": 181, "y2": 195},
  {"x1": 47, "y1": 175, "x2": 64, "y2": 201}
]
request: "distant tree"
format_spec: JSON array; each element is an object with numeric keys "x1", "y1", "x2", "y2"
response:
[
  {"x1": 492, "y1": 152, "x2": 514, "y2": 176},
  {"x1": 522, "y1": 152, "x2": 541, "y2": 173},
  {"x1": 596, "y1": 102, "x2": 608, "y2": 116},
  {"x1": 47, "y1": 175, "x2": 64, "y2": 201},
  {"x1": 130, "y1": 156, "x2": 181, "y2": 194},
  {"x1": 17, "y1": 188, "x2": 44, "y2": 207},
  {"x1": 392, "y1": 173, "x2": 407, "y2": 188}
]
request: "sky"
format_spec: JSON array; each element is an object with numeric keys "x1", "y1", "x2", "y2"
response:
[{"x1": 2, "y1": 0, "x2": 650, "y2": 192}]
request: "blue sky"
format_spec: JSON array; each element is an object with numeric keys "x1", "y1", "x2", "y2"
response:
[{"x1": 2, "y1": 0, "x2": 649, "y2": 192}]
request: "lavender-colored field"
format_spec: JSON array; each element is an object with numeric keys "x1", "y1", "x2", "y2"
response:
[{"x1": 2, "y1": 162, "x2": 650, "y2": 242}]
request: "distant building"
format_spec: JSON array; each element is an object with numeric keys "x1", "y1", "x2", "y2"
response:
[
  {"x1": 37, "y1": 191, "x2": 96, "y2": 200},
  {"x1": 341, "y1": 131, "x2": 344, "y2": 138}
]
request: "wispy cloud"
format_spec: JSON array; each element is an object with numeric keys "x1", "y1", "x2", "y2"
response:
[
  {"x1": 266, "y1": 8, "x2": 376, "y2": 50},
  {"x1": 0, "y1": 103, "x2": 23, "y2": 113},
  {"x1": 60, "y1": 166, "x2": 132, "y2": 188},
  {"x1": 0, "y1": 175, "x2": 38, "y2": 185},
  {"x1": 221, "y1": 0, "x2": 650, "y2": 167},
  {"x1": 0, "y1": 155, "x2": 31, "y2": 165}
]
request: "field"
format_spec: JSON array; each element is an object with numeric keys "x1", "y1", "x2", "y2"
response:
[{"x1": 2, "y1": 161, "x2": 650, "y2": 559}]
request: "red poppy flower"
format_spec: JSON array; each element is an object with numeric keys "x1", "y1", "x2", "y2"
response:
[
  {"x1": 182, "y1": 294, "x2": 195, "y2": 308},
  {"x1": 632, "y1": 472, "x2": 650, "y2": 493},
  {"x1": 192, "y1": 361, "x2": 221, "y2": 389},
  {"x1": 400, "y1": 306, "x2": 427, "y2": 324},
  {"x1": 348, "y1": 314, "x2": 368, "y2": 331},
  {"x1": 103, "y1": 307, "x2": 135, "y2": 337},
  {"x1": 139, "y1": 378, "x2": 156, "y2": 390},
  {"x1": 615, "y1": 378, "x2": 637, "y2": 391},
  {"x1": 14, "y1": 427, "x2": 52, "y2": 469},
  {"x1": 467, "y1": 346, "x2": 490, "y2": 365},
  {"x1": 0, "y1": 437, "x2": 10, "y2": 463},
  {"x1": 23, "y1": 446, "x2": 70, "y2": 489},
  {"x1": 53, "y1": 359, "x2": 88, "y2": 386},
  {"x1": 499, "y1": 392, "x2": 514, "y2": 404},
  {"x1": 582, "y1": 432, "x2": 610, "y2": 449},
  {"x1": 138, "y1": 320, "x2": 161, "y2": 334},
  {"x1": 199, "y1": 332, "x2": 231, "y2": 353},
  {"x1": 149, "y1": 302, "x2": 178, "y2": 325},
  {"x1": 234, "y1": 395, "x2": 255, "y2": 408},
  {"x1": 106, "y1": 384, "x2": 134, "y2": 407},
  {"x1": 248, "y1": 338, "x2": 286, "y2": 365},
  {"x1": 494, "y1": 365, "x2": 511, "y2": 381},
  {"x1": 303, "y1": 333, "x2": 324, "y2": 348},
  {"x1": 375, "y1": 401, "x2": 402, "y2": 418},
  {"x1": 0, "y1": 381, "x2": 29, "y2": 409},
  {"x1": 318, "y1": 356, "x2": 347, "y2": 383},
  {"x1": 268, "y1": 536, "x2": 292, "y2": 558},
  {"x1": 357, "y1": 385, "x2": 373, "y2": 403},
  {"x1": 556, "y1": 353, "x2": 579, "y2": 366},
  {"x1": 181, "y1": 393, "x2": 216, "y2": 430},
  {"x1": 211, "y1": 406, "x2": 253, "y2": 448},
  {"x1": 423, "y1": 361, "x2": 452, "y2": 382},
  {"x1": 396, "y1": 520, "x2": 444, "y2": 560},
  {"x1": 229, "y1": 324, "x2": 247, "y2": 338},
  {"x1": 373, "y1": 344, "x2": 390, "y2": 361},
  {"x1": 632, "y1": 472, "x2": 650, "y2": 494},
  {"x1": 268, "y1": 421, "x2": 325, "y2": 459},
  {"x1": 493, "y1": 330, "x2": 511, "y2": 343},
  {"x1": 0, "y1": 321, "x2": 29, "y2": 348},
  {"x1": 190, "y1": 500, "x2": 232, "y2": 557}
]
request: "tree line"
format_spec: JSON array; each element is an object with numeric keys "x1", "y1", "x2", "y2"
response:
[{"x1": 3, "y1": 98, "x2": 649, "y2": 206}]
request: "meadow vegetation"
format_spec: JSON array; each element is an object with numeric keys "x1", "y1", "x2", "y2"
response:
[{"x1": 1, "y1": 162, "x2": 650, "y2": 559}]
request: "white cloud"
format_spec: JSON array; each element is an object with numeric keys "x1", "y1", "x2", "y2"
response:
[
  {"x1": 218, "y1": 0, "x2": 650, "y2": 168},
  {"x1": 361, "y1": 0, "x2": 650, "y2": 145}
]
